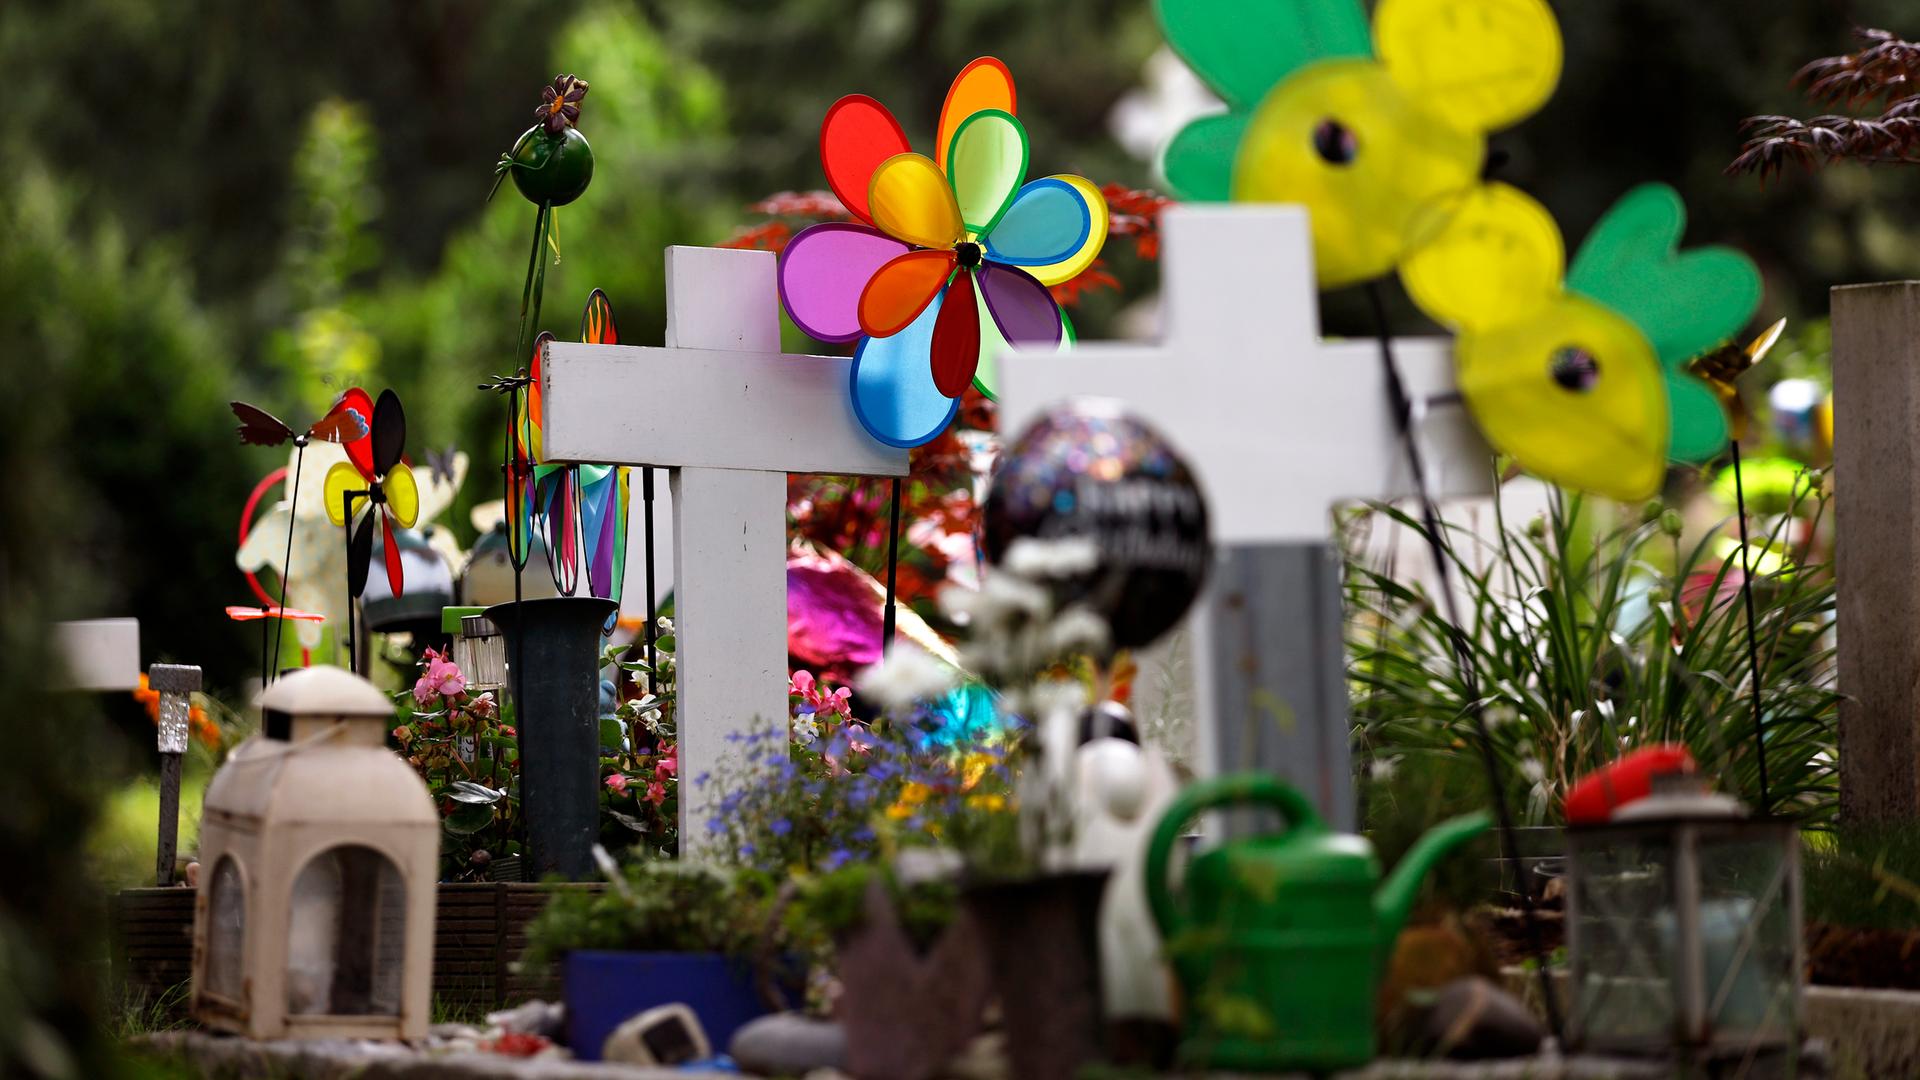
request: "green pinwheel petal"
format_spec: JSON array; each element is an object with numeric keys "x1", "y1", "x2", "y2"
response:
[
  {"x1": 1566, "y1": 183, "x2": 1761, "y2": 464},
  {"x1": 1156, "y1": 0, "x2": 1372, "y2": 108},
  {"x1": 1164, "y1": 112, "x2": 1250, "y2": 202},
  {"x1": 1666, "y1": 378, "x2": 1731, "y2": 465},
  {"x1": 1567, "y1": 184, "x2": 1762, "y2": 366}
]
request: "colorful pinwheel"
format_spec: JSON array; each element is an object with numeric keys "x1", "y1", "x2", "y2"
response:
[
  {"x1": 324, "y1": 388, "x2": 420, "y2": 599},
  {"x1": 1398, "y1": 183, "x2": 1762, "y2": 500},
  {"x1": 1158, "y1": 0, "x2": 1560, "y2": 288},
  {"x1": 778, "y1": 57, "x2": 1109, "y2": 448},
  {"x1": 503, "y1": 289, "x2": 630, "y2": 609}
]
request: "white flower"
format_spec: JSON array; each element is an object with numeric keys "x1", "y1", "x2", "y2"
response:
[
  {"x1": 629, "y1": 670, "x2": 652, "y2": 694},
  {"x1": 1002, "y1": 536, "x2": 1099, "y2": 580},
  {"x1": 792, "y1": 715, "x2": 820, "y2": 746},
  {"x1": 1044, "y1": 607, "x2": 1111, "y2": 656},
  {"x1": 1518, "y1": 758, "x2": 1546, "y2": 783},
  {"x1": 641, "y1": 708, "x2": 664, "y2": 734},
  {"x1": 656, "y1": 616, "x2": 674, "y2": 636},
  {"x1": 1369, "y1": 756, "x2": 1401, "y2": 782},
  {"x1": 856, "y1": 648, "x2": 957, "y2": 711}
]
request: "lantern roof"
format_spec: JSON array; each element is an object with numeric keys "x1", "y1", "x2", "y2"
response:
[{"x1": 256, "y1": 665, "x2": 393, "y2": 717}]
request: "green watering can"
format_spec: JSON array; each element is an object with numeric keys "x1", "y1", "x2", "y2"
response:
[{"x1": 1146, "y1": 773, "x2": 1490, "y2": 1071}]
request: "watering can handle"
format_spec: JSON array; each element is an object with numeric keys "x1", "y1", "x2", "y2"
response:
[{"x1": 1145, "y1": 772, "x2": 1324, "y2": 943}]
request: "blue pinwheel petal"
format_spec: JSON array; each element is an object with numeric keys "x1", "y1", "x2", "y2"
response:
[
  {"x1": 849, "y1": 291, "x2": 960, "y2": 449},
  {"x1": 982, "y1": 178, "x2": 1093, "y2": 267}
]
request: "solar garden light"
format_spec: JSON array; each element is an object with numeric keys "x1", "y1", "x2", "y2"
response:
[
  {"x1": 148, "y1": 663, "x2": 201, "y2": 886},
  {"x1": 1565, "y1": 772, "x2": 1803, "y2": 1063}
]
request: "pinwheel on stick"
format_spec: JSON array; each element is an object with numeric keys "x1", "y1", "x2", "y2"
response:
[
  {"x1": 229, "y1": 395, "x2": 371, "y2": 685},
  {"x1": 322, "y1": 388, "x2": 419, "y2": 673}
]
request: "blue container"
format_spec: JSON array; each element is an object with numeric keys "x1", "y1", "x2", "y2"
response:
[{"x1": 562, "y1": 950, "x2": 773, "y2": 1062}]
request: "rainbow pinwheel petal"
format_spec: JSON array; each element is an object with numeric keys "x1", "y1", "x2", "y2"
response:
[
  {"x1": 870, "y1": 153, "x2": 964, "y2": 250},
  {"x1": 977, "y1": 262, "x2": 1062, "y2": 350},
  {"x1": 931, "y1": 271, "x2": 983, "y2": 397},
  {"x1": 821, "y1": 95, "x2": 910, "y2": 224},
  {"x1": 850, "y1": 292, "x2": 961, "y2": 448},
  {"x1": 984, "y1": 177, "x2": 1097, "y2": 276},
  {"x1": 860, "y1": 249, "x2": 956, "y2": 338},
  {"x1": 947, "y1": 109, "x2": 1028, "y2": 237},
  {"x1": 938, "y1": 57, "x2": 1016, "y2": 172},
  {"x1": 779, "y1": 223, "x2": 911, "y2": 342}
]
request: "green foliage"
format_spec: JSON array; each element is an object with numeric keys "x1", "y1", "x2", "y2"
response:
[
  {"x1": 787, "y1": 861, "x2": 959, "y2": 953},
  {"x1": 1804, "y1": 825, "x2": 1920, "y2": 932},
  {"x1": 521, "y1": 862, "x2": 779, "y2": 969},
  {"x1": 1348, "y1": 475, "x2": 1839, "y2": 825}
]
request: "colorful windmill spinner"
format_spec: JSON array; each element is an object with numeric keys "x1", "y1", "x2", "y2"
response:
[
  {"x1": 323, "y1": 388, "x2": 419, "y2": 598},
  {"x1": 1399, "y1": 183, "x2": 1762, "y2": 500},
  {"x1": 779, "y1": 57, "x2": 1109, "y2": 448},
  {"x1": 1158, "y1": 0, "x2": 1561, "y2": 288}
]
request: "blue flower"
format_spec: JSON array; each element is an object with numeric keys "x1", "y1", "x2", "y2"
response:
[
  {"x1": 823, "y1": 847, "x2": 854, "y2": 871},
  {"x1": 706, "y1": 815, "x2": 725, "y2": 834},
  {"x1": 695, "y1": 771, "x2": 713, "y2": 787},
  {"x1": 853, "y1": 826, "x2": 876, "y2": 844},
  {"x1": 770, "y1": 817, "x2": 793, "y2": 837}
]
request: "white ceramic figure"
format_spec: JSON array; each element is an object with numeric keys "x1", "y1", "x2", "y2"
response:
[
  {"x1": 1067, "y1": 706, "x2": 1181, "y2": 1022},
  {"x1": 237, "y1": 443, "x2": 467, "y2": 650}
]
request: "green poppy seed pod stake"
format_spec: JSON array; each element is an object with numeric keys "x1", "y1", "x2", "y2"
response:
[{"x1": 492, "y1": 73, "x2": 594, "y2": 365}]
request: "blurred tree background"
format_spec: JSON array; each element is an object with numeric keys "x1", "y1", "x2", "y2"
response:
[{"x1": 3, "y1": 0, "x2": 1918, "y2": 1071}]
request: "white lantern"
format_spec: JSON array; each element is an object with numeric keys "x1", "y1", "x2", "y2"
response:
[
  {"x1": 1566, "y1": 775, "x2": 1802, "y2": 1062},
  {"x1": 192, "y1": 666, "x2": 437, "y2": 1040}
]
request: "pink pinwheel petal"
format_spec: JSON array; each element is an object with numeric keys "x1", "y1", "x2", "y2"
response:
[{"x1": 778, "y1": 222, "x2": 912, "y2": 343}]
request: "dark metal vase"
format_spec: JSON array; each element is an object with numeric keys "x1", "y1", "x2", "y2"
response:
[
  {"x1": 962, "y1": 869, "x2": 1110, "y2": 1080},
  {"x1": 485, "y1": 596, "x2": 616, "y2": 881}
]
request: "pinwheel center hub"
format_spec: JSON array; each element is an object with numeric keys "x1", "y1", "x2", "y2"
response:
[
  {"x1": 955, "y1": 241, "x2": 983, "y2": 269},
  {"x1": 1550, "y1": 346, "x2": 1601, "y2": 392},
  {"x1": 368, "y1": 483, "x2": 387, "y2": 506},
  {"x1": 1311, "y1": 118, "x2": 1358, "y2": 166}
]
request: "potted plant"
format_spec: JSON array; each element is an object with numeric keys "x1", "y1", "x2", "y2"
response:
[{"x1": 521, "y1": 859, "x2": 788, "y2": 1061}]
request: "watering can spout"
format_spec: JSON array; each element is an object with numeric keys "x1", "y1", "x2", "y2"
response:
[{"x1": 1371, "y1": 811, "x2": 1491, "y2": 968}]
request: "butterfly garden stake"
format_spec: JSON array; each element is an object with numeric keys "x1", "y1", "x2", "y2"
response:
[
  {"x1": 323, "y1": 389, "x2": 418, "y2": 674},
  {"x1": 230, "y1": 395, "x2": 370, "y2": 685}
]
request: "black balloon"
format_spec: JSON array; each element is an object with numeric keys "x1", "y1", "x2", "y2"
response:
[{"x1": 982, "y1": 400, "x2": 1211, "y2": 651}]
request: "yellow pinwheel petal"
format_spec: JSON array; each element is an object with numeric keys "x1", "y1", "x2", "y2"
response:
[
  {"x1": 1401, "y1": 182, "x2": 1564, "y2": 333},
  {"x1": 324, "y1": 461, "x2": 363, "y2": 527},
  {"x1": 1375, "y1": 0, "x2": 1562, "y2": 134},
  {"x1": 1234, "y1": 60, "x2": 1480, "y2": 289},
  {"x1": 1018, "y1": 175, "x2": 1110, "y2": 287},
  {"x1": 384, "y1": 462, "x2": 420, "y2": 529},
  {"x1": 869, "y1": 153, "x2": 965, "y2": 250},
  {"x1": 1458, "y1": 294, "x2": 1669, "y2": 501}
]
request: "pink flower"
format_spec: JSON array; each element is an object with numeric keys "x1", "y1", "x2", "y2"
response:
[
  {"x1": 605, "y1": 773, "x2": 629, "y2": 795},
  {"x1": 826, "y1": 686, "x2": 853, "y2": 717},
  {"x1": 469, "y1": 691, "x2": 498, "y2": 720},
  {"x1": 411, "y1": 675, "x2": 437, "y2": 707},
  {"x1": 426, "y1": 656, "x2": 466, "y2": 699},
  {"x1": 790, "y1": 670, "x2": 816, "y2": 697},
  {"x1": 644, "y1": 781, "x2": 667, "y2": 806},
  {"x1": 656, "y1": 751, "x2": 677, "y2": 778}
]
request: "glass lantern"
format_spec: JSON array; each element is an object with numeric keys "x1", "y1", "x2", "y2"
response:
[
  {"x1": 454, "y1": 613, "x2": 508, "y2": 693},
  {"x1": 1565, "y1": 775, "x2": 1802, "y2": 1060}
]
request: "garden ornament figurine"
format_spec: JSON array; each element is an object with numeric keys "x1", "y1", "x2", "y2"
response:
[
  {"x1": 1146, "y1": 773, "x2": 1489, "y2": 1071},
  {"x1": 1066, "y1": 701, "x2": 1181, "y2": 1024}
]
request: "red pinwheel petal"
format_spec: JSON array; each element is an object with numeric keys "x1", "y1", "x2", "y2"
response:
[
  {"x1": 382, "y1": 513, "x2": 404, "y2": 596},
  {"x1": 931, "y1": 271, "x2": 982, "y2": 398},
  {"x1": 335, "y1": 387, "x2": 377, "y2": 479},
  {"x1": 821, "y1": 94, "x2": 910, "y2": 225}
]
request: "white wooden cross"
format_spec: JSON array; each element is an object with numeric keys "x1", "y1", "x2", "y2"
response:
[
  {"x1": 996, "y1": 204, "x2": 1492, "y2": 826},
  {"x1": 540, "y1": 247, "x2": 910, "y2": 852}
]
